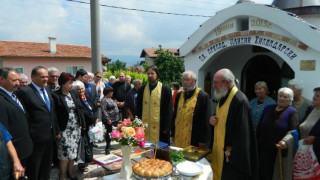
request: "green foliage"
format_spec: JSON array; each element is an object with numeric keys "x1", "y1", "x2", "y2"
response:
[
  {"x1": 141, "y1": 61, "x2": 149, "y2": 70},
  {"x1": 169, "y1": 151, "x2": 185, "y2": 163},
  {"x1": 104, "y1": 59, "x2": 148, "y2": 84},
  {"x1": 153, "y1": 49, "x2": 185, "y2": 86},
  {"x1": 104, "y1": 70, "x2": 148, "y2": 84},
  {"x1": 107, "y1": 59, "x2": 126, "y2": 73}
]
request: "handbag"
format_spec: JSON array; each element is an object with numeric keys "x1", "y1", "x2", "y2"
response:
[
  {"x1": 293, "y1": 140, "x2": 320, "y2": 180},
  {"x1": 77, "y1": 132, "x2": 93, "y2": 163}
]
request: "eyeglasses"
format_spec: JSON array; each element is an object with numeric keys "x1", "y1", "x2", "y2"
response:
[
  {"x1": 50, "y1": 75, "x2": 59, "y2": 78},
  {"x1": 96, "y1": 76, "x2": 101, "y2": 79}
]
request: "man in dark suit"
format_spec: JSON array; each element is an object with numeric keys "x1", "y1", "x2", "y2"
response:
[
  {"x1": 17, "y1": 66, "x2": 57, "y2": 180},
  {"x1": 0, "y1": 67, "x2": 33, "y2": 167}
]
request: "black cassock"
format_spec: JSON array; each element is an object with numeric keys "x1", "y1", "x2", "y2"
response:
[{"x1": 216, "y1": 89, "x2": 259, "y2": 180}]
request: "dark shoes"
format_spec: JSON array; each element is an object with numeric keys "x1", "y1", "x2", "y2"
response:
[
  {"x1": 105, "y1": 149, "x2": 110, "y2": 155},
  {"x1": 67, "y1": 172, "x2": 79, "y2": 180}
]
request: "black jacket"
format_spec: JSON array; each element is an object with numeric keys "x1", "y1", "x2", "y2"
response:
[
  {"x1": 0, "y1": 89, "x2": 33, "y2": 160},
  {"x1": 16, "y1": 84, "x2": 58, "y2": 143},
  {"x1": 52, "y1": 89, "x2": 86, "y2": 132},
  {"x1": 79, "y1": 93, "x2": 98, "y2": 130}
]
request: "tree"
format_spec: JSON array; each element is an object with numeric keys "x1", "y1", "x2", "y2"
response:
[
  {"x1": 153, "y1": 49, "x2": 185, "y2": 85},
  {"x1": 107, "y1": 59, "x2": 126, "y2": 73}
]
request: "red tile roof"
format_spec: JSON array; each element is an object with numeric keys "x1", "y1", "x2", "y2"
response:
[
  {"x1": 140, "y1": 48, "x2": 179, "y2": 58},
  {"x1": 0, "y1": 40, "x2": 110, "y2": 61}
]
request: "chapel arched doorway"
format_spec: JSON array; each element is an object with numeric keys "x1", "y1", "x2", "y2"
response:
[{"x1": 241, "y1": 55, "x2": 281, "y2": 100}]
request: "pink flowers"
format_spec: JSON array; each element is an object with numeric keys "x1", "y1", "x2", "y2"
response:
[
  {"x1": 122, "y1": 119, "x2": 132, "y2": 127},
  {"x1": 135, "y1": 127, "x2": 145, "y2": 140},
  {"x1": 111, "y1": 117, "x2": 147, "y2": 147},
  {"x1": 111, "y1": 130, "x2": 122, "y2": 139},
  {"x1": 138, "y1": 139, "x2": 146, "y2": 148}
]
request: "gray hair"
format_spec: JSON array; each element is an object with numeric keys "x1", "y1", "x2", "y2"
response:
[
  {"x1": 278, "y1": 87, "x2": 294, "y2": 101},
  {"x1": 87, "y1": 72, "x2": 94, "y2": 78},
  {"x1": 72, "y1": 80, "x2": 85, "y2": 91},
  {"x1": 20, "y1": 73, "x2": 28, "y2": 80},
  {"x1": 288, "y1": 79, "x2": 303, "y2": 90},
  {"x1": 109, "y1": 76, "x2": 116, "y2": 80},
  {"x1": 182, "y1": 70, "x2": 197, "y2": 81},
  {"x1": 220, "y1": 68, "x2": 235, "y2": 87},
  {"x1": 47, "y1": 67, "x2": 59, "y2": 73},
  {"x1": 132, "y1": 79, "x2": 142, "y2": 86}
]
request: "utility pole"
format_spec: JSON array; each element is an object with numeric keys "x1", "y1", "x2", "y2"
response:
[{"x1": 90, "y1": 0, "x2": 102, "y2": 73}]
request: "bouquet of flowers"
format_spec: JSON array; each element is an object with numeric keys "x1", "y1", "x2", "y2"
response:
[{"x1": 111, "y1": 117, "x2": 147, "y2": 148}]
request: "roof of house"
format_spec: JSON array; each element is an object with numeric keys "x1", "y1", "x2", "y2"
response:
[
  {"x1": 0, "y1": 40, "x2": 110, "y2": 61},
  {"x1": 140, "y1": 48, "x2": 179, "y2": 58}
]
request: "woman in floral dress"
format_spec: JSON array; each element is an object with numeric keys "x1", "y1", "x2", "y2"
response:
[{"x1": 52, "y1": 73, "x2": 85, "y2": 180}]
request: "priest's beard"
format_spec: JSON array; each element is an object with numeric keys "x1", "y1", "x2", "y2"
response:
[
  {"x1": 214, "y1": 86, "x2": 228, "y2": 100},
  {"x1": 183, "y1": 85, "x2": 195, "y2": 92}
]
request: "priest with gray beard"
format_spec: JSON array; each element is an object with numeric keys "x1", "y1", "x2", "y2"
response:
[
  {"x1": 209, "y1": 68, "x2": 258, "y2": 180},
  {"x1": 171, "y1": 71, "x2": 210, "y2": 148}
]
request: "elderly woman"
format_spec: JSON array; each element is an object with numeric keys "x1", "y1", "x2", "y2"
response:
[
  {"x1": 287, "y1": 79, "x2": 312, "y2": 123},
  {"x1": 72, "y1": 80, "x2": 98, "y2": 172},
  {"x1": 278, "y1": 87, "x2": 320, "y2": 178},
  {"x1": 101, "y1": 86, "x2": 119, "y2": 154},
  {"x1": 52, "y1": 73, "x2": 85, "y2": 180},
  {"x1": 250, "y1": 81, "x2": 276, "y2": 129},
  {"x1": 256, "y1": 87, "x2": 298, "y2": 180}
]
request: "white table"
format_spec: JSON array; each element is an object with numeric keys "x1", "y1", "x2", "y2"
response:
[{"x1": 101, "y1": 158, "x2": 213, "y2": 180}]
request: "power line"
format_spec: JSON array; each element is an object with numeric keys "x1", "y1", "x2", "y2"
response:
[{"x1": 66, "y1": 0, "x2": 212, "y2": 18}]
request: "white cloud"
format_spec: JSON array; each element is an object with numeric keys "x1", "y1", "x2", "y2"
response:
[{"x1": 0, "y1": 0, "x2": 273, "y2": 58}]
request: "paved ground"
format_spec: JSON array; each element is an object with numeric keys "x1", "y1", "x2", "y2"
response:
[{"x1": 50, "y1": 141, "x2": 120, "y2": 180}]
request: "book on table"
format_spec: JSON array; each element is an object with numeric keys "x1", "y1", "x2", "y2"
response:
[{"x1": 181, "y1": 146, "x2": 211, "y2": 162}]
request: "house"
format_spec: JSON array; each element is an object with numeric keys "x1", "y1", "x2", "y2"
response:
[
  {"x1": 140, "y1": 45, "x2": 179, "y2": 65},
  {"x1": 0, "y1": 37, "x2": 110, "y2": 78},
  {"x1": 179, "y1": 1, "x2": 320, "y2": 100}
]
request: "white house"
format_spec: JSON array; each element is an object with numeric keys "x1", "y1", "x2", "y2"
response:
[{"x1": 179, "y1": 0, "x2": 320, "y2": 100}]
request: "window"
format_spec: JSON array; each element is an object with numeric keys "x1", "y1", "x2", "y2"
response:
[
  {"x1": 66, "y1": 66, "x2": 83, "y2": 75},
  {"x1": 15, "y1": 67, "x2": 24, "y2": 73}
]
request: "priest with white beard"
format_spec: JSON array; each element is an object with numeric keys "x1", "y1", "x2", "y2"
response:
[{"x1": 210, "y1": 68, "x2": 258, "y2": 180}]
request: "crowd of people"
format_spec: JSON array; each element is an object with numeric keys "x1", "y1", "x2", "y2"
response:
[{"x1": 0, "y1": 65, "x2": 319, "y2": 180}]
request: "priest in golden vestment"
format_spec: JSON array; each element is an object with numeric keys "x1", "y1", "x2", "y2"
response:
[
  {"x1": 171, "y1": 71, "x2": 210, "y2": 148},
  {"x1": 137, "y1": 65, "x2": 173, "y2": 144},
  {"x1": 210, "y1": 69, "x2": 258, "y2": 180}
]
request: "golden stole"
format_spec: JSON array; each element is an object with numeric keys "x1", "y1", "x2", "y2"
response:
[
  {"x1": 212, "y1": 86, "x2": 238, "y2": 180},
  {"x1": 142, "y1": 82, "x2": 162, "y2": 143},
  {"x1": 174, "y1": 88, "x2": 201, "y2": 148}
]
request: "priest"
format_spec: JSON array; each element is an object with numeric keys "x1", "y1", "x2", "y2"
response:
[
  {"x1": 136, "y1": 65, "x2": 173, "y2": 144},
  {"x1": 171, "y1": 71, "x2": 210, "y2": 148},
  {"x1": 210, "y1": 68, "x2": 258, "y2": 180}
]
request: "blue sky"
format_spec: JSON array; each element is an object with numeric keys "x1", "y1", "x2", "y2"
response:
[{"x1": 0, "y1": 0, "x2": 273, "y2": 66}]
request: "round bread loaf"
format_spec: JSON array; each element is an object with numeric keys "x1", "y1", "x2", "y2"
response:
[{"x1": 133, "y1": 159, "x2": 172, "y2": 177}]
